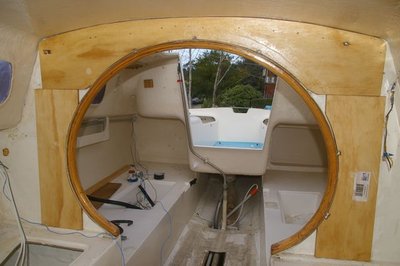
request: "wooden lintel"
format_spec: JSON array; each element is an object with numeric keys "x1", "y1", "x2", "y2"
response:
[{"x1": 39, "y1": 17, "x2": 385, "y2": 96}]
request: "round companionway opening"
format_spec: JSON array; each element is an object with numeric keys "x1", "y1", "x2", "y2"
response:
[{"x1": 66, "y1": 40, "x2": 338, "y2": 254}]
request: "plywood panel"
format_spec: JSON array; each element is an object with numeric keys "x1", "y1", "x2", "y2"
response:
[
  {"x1": 315, "y1": 96, "x2": 385, "y2": 261},
  {"x1": 39, "y1": 17, "x2": 385, "y2": 95},
  {"x1": 35, "y1": 89, "x2": 82, "y2": 229}
]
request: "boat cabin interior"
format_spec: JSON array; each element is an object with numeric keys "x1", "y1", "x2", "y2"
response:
[{"x1": 0, "y1": 1, "x2": 400, "y2": 266}]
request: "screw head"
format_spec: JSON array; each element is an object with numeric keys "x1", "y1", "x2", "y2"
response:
[{"x1": 2, "y1": 148, "x2": 9, "y2": 156}]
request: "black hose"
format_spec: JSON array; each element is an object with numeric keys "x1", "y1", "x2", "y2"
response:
[
  {"x1": 110, "y1": 220, "x2": 133, "y2": 234},
  {"x1": 138, "y1": 184, "x2": 155, "y2": 207},
  {"x1": 87, "y1": 195, "x2": 142, "y2": 209}
]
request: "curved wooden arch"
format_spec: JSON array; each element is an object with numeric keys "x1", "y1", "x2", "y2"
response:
[{"x1": 66, "y1": 40, "x2": 338, "y2": 253}]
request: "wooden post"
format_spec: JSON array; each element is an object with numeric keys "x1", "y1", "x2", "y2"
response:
[
  {"x1": 35, "y1": 89, "x2": 82, "y2": 229},
  {"x1": 316, "y1": 95, "x2": 385, "y2": 261}
]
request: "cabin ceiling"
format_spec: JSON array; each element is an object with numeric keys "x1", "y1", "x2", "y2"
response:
[{"x1": 0, "y1": 0, "x2": 398, "y2": 39}]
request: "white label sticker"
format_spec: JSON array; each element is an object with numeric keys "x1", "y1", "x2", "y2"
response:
[{"x1": 353, "y1": 172, "x2": 371, "y2": 202}]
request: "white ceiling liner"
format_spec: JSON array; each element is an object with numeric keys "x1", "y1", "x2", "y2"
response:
[
  {"x1": 0, "y1": 0, "x2": 33, "y2": 33},
  {"x1": 22, "y1": 0, "x2": 398, "y2": 38}
]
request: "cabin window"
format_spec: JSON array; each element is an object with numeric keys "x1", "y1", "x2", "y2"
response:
[
  {"x1": 92, "y1": 85, "x2": 106, "y2": 104},
  {"x1": 0, "y1": 60, "x2": 12, "y2": 104},
  {"x1": 77, "y1": 117, "x2": 110, "y2": 148}
]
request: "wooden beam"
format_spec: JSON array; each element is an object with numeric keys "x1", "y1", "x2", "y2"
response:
[
  {"x1": 39, "y1": 17, "x2": 385, "y2": 96},
  {"x1": 315, "y1": 95, "x2": 385, "y2": 261},
  {"x1": 35, "y1": 89, "x2": 82, "y2": 229}
]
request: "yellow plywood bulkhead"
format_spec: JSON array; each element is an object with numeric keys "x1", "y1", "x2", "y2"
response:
[{"x1": 35, "y1": 17, "x2": 386, "y2": 260}]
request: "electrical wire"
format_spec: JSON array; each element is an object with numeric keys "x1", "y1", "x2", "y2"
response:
[
  {"x1": 0, "y1": 160, "x2": 28, "y2": 266},
  {"x1": 1, "y1": 160, "x2": 126, "y2": 266},
  {"x1": 136, "y1": 190, "x2": 150, "y2": 209},
  {"x1": 130, "y1": 118, "x2": 149, "y2": 174},
  {"x1": 143, "y1": 177, "x2": 158, "y2": 203},
  {"x1": 132, "y1": 176, "x2": 164, "y2": 264},
  {"x1": 135, "y1": 177, "x2": 158, "y2": 209},
  {"x1": 227, "y1": 184, "x2": 259, "y2": 226},
  {"x1": 176, "y1": 62, "x2": 229, "y2": 230},
  {"x1": 129, "y1": 118, "x2": 136, "y2": 165},
  {"x1": 383, "y1": 78, "x2": 398, "y2": 169},
  {"x1": 115, "y1": 239, "x2": 126, "y2": 266},
  {"x1": 20, "y1": 218, "x2": 111, "y2": 238},
  {"x1": 130, "y1": 117, "x2": 161, "y2": 208},
  {"x1": 19, "y1": 217, "x2": 126, "y2": 266},
  {"x1": 124, "y1": 165, "x2": 165, "y2": 265},
  {"x1": 158, "y1": 200, "x2": 172, "y2": 266}
]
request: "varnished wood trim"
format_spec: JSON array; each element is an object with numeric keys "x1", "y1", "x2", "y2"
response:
[
  {"x1": 85, "y1": 165, "x2": 130, "y2": 195},
  {"x1": 67, "y1": 41, "x2": 338, "y2": 244}
]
